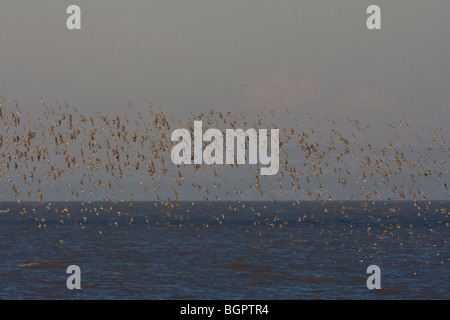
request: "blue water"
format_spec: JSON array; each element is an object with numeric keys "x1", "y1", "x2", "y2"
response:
[{"x1": 0, "y1": 201, "x2": 448, "y2": 299}]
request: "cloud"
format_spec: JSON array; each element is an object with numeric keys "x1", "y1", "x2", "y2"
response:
[
  {"x1": 241, "y1": 71, "x2": 321, "y2": 109},
  {"x1": 439, "y1": 98, "x2": 450, "y2": 113},
  {"x1": 333, "y1": 88, "x2": 392, "y2": 113}
]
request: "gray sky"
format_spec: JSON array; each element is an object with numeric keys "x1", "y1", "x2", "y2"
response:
[
  {"x1": 1, "y1": 1, "x2": 449, "y2": 125},
  {"x1": 0, "y1": 0, "x2": 449, "y2": 201}
]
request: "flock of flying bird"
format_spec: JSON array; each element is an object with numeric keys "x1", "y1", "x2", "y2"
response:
[
  {"x1": 0, "y1": 96, "x2": 448, "y2": 274},
  {"x1": 0, "y1": 96, "x2": 447, "y2": 206}
]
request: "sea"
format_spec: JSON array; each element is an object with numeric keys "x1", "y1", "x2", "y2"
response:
[{"x1": 0, "y1": 200, "x2": 448, "y2": 300}]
